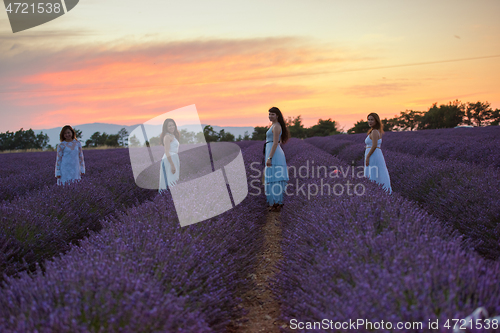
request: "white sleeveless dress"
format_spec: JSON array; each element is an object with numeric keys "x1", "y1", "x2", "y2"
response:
[
  {"x1": 159, "y1": 135, "x2": 180, "y2": 192},
  {"x1": 264, "y1": 125, "x2": 289, "y2": 205},
  {"x1": 364, "y1": 135, "x2": 392, "y2": 194}
]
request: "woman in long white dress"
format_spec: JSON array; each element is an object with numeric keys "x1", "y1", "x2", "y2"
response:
[
  {"x1": 55, "y1": 125, "x2": 85, "y2": 185},
  {"x1": 265, "y1": 107, "x2": 290, "y2": 212},
  {"x1": 364, "y1": 113, "x2": 392, "y2": 194},
  {"x1": 159, "y1": 118, "x2": 180, "y2": 192}
]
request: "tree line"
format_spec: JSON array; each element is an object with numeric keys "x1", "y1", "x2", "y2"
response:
[
  {"x1": 347, "y1": 100, "x2": 500, "y2": 134},
  {"x1": 0, "y1": 127, "x2": 129, "y2": 151},
  {"x1": 1, "y1": 100, "x2": 498, "y2": 151},
  {"x1": 0, "y1": 128, "x2": 50, "y2": 151},
  {"x1": 83, "y1": 128, "x2": 129, "y2": 148},
  {"x1": 128, "y1": 125, "x2": 251, "y2": 147},
  {"x1": 252, "y1": 99, "x2": 499, "y2": 138}
]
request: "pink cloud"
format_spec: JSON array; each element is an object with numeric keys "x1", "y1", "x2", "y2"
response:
[{"x1": 1, "y1": 37, "x2": 366, "y2": 130}]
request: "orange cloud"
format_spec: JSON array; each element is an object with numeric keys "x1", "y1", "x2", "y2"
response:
[
  {"x1": 343, "y1": 81, "x2": 420, "y2": 98},
  {"x1": 1, "y1": 36, "x2": 498, "y2": 132},
  {"x1": 2, "y1": 37, "x2": 365, "y2": 129}
]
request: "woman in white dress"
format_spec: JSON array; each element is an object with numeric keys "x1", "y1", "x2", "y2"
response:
[
  {"x1": 159, "y1": 118, "x2": 180, "y2": 192},
  {"x1": 364, "y1": 113, "x2": 392, "y2": 194},
  {"x1": 265, "y1": 107, "x2": 289, "y2": 212},
  {"x1": 55, "y1": 125, "x2": 85, "y2": 185}
]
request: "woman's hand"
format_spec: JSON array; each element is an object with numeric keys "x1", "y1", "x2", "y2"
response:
[
  {"x1": 56, "y1": 176, "x2": 61, "y2": 179},
  {"x1": 170, "y1": 163, "x2": 176, "y2": 174},
  {"x1": 365, "y1": 156, "x2": 370, "y2": 166},
  {"x1": 81, "y1": 173, "x2": 84, "y2": 176},
  {"x1": 266, "y1": 158, "x2": 272, "y2": 167}
]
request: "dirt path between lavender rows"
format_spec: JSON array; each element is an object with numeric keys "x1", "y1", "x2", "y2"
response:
[{"x1": 227, "y1": 210, "x2": 288, "y2": 333}]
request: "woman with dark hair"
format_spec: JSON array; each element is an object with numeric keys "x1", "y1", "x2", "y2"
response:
[
  {"x1": 364, "y1": 113, "x2": 392, "y2": 193},
  {"x1": 55, "y1": 125, "x2": 85, "y2": 185},
  {"x1": 265, "y1": 107, "x2": 289, "y2": 211},
  {"x1": 159, "y1": 118, "x2": 180, "y2": 192}
]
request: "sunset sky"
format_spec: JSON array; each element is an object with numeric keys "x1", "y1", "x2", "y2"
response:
[{"x1": 1, "y1": 0, "x2": 499, "y2": 133}]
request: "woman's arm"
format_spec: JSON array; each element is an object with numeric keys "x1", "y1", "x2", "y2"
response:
[
  {"x1": 163, "y1": 135, "x2": 174, "y2": 165},
  {"x1": 269, "y1": 124, "x2": 281, "y2": 159},
  {"x1": 366, "y1": 130, "x2": 380, "y2": 165},
  {"x1": 55, "y1": 143, "x2": 63, "y2": 178},
  {"x1": 365, "y1": 130, "x2": 380, "y2": 166},
  {"x1": 78, "y1": 141, "x2": 85, "y2": 174}
]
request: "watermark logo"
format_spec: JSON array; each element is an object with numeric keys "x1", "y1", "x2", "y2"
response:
[
  {"x1": 128, "y1": 105, "x2": 248, "y2": 227},
  {"x1": 249, "y1": 160, "x2": 373, "y2": 199},
  {"x1": 4, "y1": 0, "x2": 79, "y2": 33}
]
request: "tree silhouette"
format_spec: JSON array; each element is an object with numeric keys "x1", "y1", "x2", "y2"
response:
[
  {"x1": 117, "y1": 128, "x2": 128, "y2": 147},
  {"x1": 129, "y1": 135, "x2": 141, "y2": 147},
  {"x1": 490, "y1": 109, "x2": 500, "y2": 126},
  {"x1": 348, "y1": 120, "x2": 370, "y2": 134},
  {"x1": 465, "y1": 101, "x2": 493, "y2": 126},
  {"x1": 286, "y1": 115, "x2": 307, "y2": 139},
  {"x1": 307, "y1": 118, "x2": 340, "y2": 137},
  {"x1": 0, "y1": 128, "x2": 49, "y2": 151},
  {"x1": 203, "y1": 125, "x2": 220, "y2": 142},
  {"x1": 396, "y1": 110, "x2": 425, "y2": 131},
  {"x1": 236, "y1": 131, "x2": 251, "y2": 141},
  {"x1": 218, "y1": 129, "x2": 235, "y2": 142},
  {"x1": 74, "y1": 128, "x2": 83, "y2": 139},
  {"x1": 418, "y1": 100, "x2": 465, "y2": 130},
  {"x1": 148, "y1": 135, "x2": 161, "y2": 146},
  {"x1": 382, "y1": 118, "x2": 398, "y2": 132},
  {"x1": 85, "y1": 132, "x2": 119, "y2": 147},
  {"x1": 85, "y1": 132, "x2": 101, "y2": 147},
  {"x1": 178, "y1": 129, "x2": 194, "y2": 144},
  {"x1": 251, "y1": 126, "x2": 269, "y2": 141}
]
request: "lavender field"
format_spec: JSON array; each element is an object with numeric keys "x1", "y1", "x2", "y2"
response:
[{"x1": 1, "y1": 127, "x2": 500, "y2": 332}]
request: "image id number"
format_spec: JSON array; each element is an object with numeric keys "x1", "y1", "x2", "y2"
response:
[
  {"x1": 5, "y1": 2, "x2": 62, "y2": 14},
  {"x1": 445, "y1": 318, "x2": 499, "y2": 330}
]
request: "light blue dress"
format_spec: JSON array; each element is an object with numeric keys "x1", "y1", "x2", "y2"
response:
[
  {"x1": 55, "y1": 139, "x2": 85, "y2": 185},
  {"x1": 265, "y1": 125, "x2": 289, "y2": 205},
  {"x1": 364, "y1": 134, "x2": 392, "y2": 194},
  {"x1": 159, "y1": 135, "x2": 180, "y2": 192}
]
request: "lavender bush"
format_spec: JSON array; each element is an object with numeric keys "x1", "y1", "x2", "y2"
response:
[
  {"x1": 0, "y1": 179, "x2": 117, "y2": 278},
  {"x1": 274, "y1": 139, "x2": 500, "y2": 332},
  {"x1": 0, "y1": 152, "x2": 55, "y2": 202},
  {"x1": 0, "y1": 142, "x2": 267, "y2": 332},
  {"x1": 0, "y1": 150, "x2": 158, "y2": 281},
  {"x1": 0, "y1": 151, "x2": 55, "y2": 177},
  {"x1": 1, "y1": 242, "x2": 212, "y2": 332},
  {"x1": 0, "y1": 148, "x2": 132, "y2": 202},
  {"x1": 306, "y1": 133, "x2": 500, "y2": 260},
  {"x1": 383, "y1": 150, "x2": 500, "y2": 260},
  {"x1": 305, "y1": 126, "x2": 500, "y2": 168},
  {"x1": 379, "y1": 127, "x2": 500, "y2": 168},
  {"x1": 303, "y1": 138, "x2": 355, "y2": 156}
]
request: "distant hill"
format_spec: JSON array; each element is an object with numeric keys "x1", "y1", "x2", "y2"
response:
[{"x1": 33, "y1": 123, "x2": 255, "y2": 147}]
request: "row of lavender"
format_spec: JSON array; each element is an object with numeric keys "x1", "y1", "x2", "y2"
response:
[
  {"x1": 0, "y1": 149, "x2": 158, "y2": 282},
  {"x1": 0, "y1": 142, "x2": 260, "y2": 281},
  {"x1": 306, "y1": 126, "x2": 500, "y2": 168},
  {"x1": 380, "y1": 126, "x2": 500, "y2": 168},
  {"x1": 305, "y1": 131, "x2": 500, "y2": 260},
  {"x1": 274, "y1": 139, "x2": 500, "y2": 332},
  {"x1": 0, "y1": 142, "x2": 266, "y2": 332},
  {"x1": 0, "y1": 148, "x2": 130, "y2": 202}
]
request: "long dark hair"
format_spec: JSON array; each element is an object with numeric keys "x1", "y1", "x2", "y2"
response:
[
  {"x1": 367, "y1": 112, "x2": 384, "y2": 136},
  {"x1": 59, "y1": 125, "x2": 76, "y2": 142},
  {"x1": 269, "y1": 107, "x2": 289, "y2": 144},
  {"x1": 160, "y1": 118, "x2": 180, "y2": 145}
]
